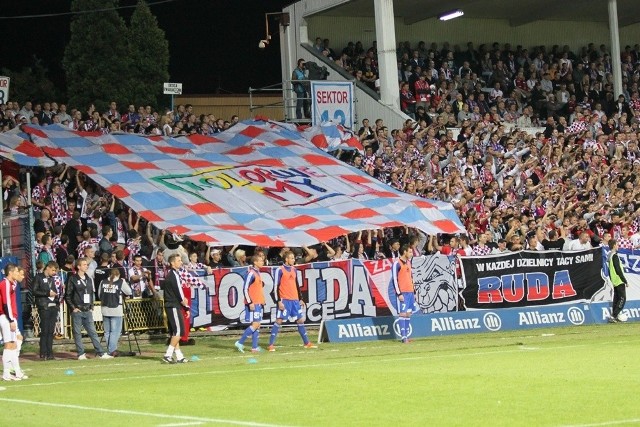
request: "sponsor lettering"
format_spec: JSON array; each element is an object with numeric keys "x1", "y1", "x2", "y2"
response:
[
  {"x1": 431, "y1": 317, "x2": 480, "y2": 332},
  {"x1": 337, "y1": 323, "x2": 390, "y2": 338},
  {"x1": 601, "y1": 306, "x2": 640, "y2": 320},
  {"x1": 518, "y1": 311, "x2": 565, "y2": 325}
]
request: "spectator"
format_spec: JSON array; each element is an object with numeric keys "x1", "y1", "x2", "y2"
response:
[
  {"x1": 291, "y1": 58, "x2": 309, "y2": 120},
  {"x1": 564, "y1": 232, "x2": 592, "y2": 251}
]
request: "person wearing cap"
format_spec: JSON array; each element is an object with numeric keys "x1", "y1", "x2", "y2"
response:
[{"x1": 207, "y1": 247, "x2": 224, "y2": 269}]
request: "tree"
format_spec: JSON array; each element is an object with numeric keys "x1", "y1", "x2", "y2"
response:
[
  {"x1": 128, "y1": 0, "x2": 170, "y2": 109},
  {"x1": 1, "y1": 57, "x2": 63, "y2": 104},
  {"x1": 63, "y1": 0, "x2": 133, "y2": 112}
]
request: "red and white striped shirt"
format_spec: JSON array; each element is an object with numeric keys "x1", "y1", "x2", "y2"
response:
[{"x1": 0, "y1": 278, "x2": 18, "y2": 322}]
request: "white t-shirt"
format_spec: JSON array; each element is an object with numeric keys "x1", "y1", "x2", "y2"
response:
[{"x1": 563, "y1": 239, "x2": 592, "y2": 251}]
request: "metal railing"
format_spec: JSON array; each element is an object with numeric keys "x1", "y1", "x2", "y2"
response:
[
  {"x1": 31, "y1": 298, "x2": 167, "y2": 337},
  {"x1": 248, "y1": 81, "x2": 313, "y2": 124}
]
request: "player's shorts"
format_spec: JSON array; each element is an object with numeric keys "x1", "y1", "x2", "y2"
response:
[
  {"x1": 275, "y1": 299, "x2": 305, "y2": 321},
  {"x1": 395, "y1": 292, "x2": 417, "y2": 315},
  {"x1": 0, "y1": 314, "x2": 20, "y2": 343},
  {"x1": 165, "y1": 307, "x2": 186, "y2": 337},
  {"x1": 244, "y1": 304, "x2": 264, "y2": 323}
]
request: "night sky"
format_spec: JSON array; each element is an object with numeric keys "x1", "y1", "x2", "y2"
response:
[{"x1": 1, "y1": 0, "x2": 292, "y2": 95}]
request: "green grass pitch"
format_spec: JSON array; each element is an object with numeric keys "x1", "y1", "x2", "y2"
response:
[{"x1": 2, "y1": 323, "x2": 639, "y2": 427}]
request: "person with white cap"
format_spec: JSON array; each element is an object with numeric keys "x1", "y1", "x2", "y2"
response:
[{"x1": 207, "y1": 247, "x2": 224, "y2": 269}]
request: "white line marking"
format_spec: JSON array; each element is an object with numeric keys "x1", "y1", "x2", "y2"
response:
[
  {"x1": 51, "y1": 362, "x2": 146, "y2": 370},
  {"x1": 12, "y1": 342, "x2": 595, "y2": 389},
  {"x1": 0, "y1": 398, "x2": 295, "y2": 427},
  {"x1": 560, "y1": 419, "x2": 640, "y2": 427},
  {"x1": 158, "y1": 422, "x2": 204, "y2": 427}
]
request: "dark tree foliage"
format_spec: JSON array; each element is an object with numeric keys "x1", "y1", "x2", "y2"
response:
[
  {"x1": 63, "y1": 0, "x2": 170, "y2": 112},
  {"x1": 1, "y1": 57, "x2": 62, "y2": 104},
  {"x1": 63, "y1": 0, "x2": 133, "y2": 112},
  {"x1": 128, "y1": 0, "x2": 170, "y2": 109}
]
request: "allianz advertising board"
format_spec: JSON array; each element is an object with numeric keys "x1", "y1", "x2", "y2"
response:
[{"x1": 323, "y1": 303, "x2": 595, "y2": 343}]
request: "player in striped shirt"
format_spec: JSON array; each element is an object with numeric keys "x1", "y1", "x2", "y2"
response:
[
  {"x1": 267, "y1": 251, "x2": 315, "y2": 351},
  {"x1": 235, "y1": 254, "x2": 266, "y2": 353},
  {"x1": 391, "y1": 245, "x2": 416, "y2": 343},
  {"x1": 1, "y1": 264, "x2": 27, "y2": 380}
]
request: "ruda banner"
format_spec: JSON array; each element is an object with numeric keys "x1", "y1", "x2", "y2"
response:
[{"x1": 460, "y1": 248, "x2": 605, "y2": 309}]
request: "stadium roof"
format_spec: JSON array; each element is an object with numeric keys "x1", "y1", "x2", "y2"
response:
[{"x1": 315, "y1": 0, "x2": 640, "y2": 28}]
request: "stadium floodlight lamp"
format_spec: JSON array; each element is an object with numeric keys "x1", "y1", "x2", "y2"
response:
[{"x1": 439, "y1": 10, "x2": 464, "y2": 21}]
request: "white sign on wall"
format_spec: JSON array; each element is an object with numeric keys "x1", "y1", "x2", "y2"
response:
[
  {"x1": 0, "y1": 77, "x2": 10, "y2": 104},
  {"x1": 310, "y1": 81, "x2": 354, "y2": 129},
  {"x1": 163, "y1": 82, "x2": 183, "y2": 95}
]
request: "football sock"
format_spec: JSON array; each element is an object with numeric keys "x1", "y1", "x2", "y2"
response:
[
  {"x1": 2, "y1": 349, "x2": 11, "y2": 376},
  {"x1": 297, "y1": 324, "x2": 309, "y2": 345},
  {"x1": 238, "y1": 326, "x2": 255, "y2": 345},
  {"x1": 9, "y1": 349, "x2": 22, "y2": 376},
  {"x1": 269, "y1": 323, "x2": 281, "y2": 346},
  {"x1": 251, "y1": 329, "x2": 260, "y2": 349},
  {"x1": 164, "y1": 345, "x2": 175, "y2": 358},
  {"x1": 175, "y1": 349, "x2": 184, "y2": 360}
]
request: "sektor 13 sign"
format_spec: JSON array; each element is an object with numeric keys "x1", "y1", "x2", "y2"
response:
[{"x1": 310, "y1": 81, "x2": 354, "y2": 129}]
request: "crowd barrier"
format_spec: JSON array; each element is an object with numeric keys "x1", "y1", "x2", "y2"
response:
[{"x1": 30, "y1": 298, "x2": 166, "y2": 338}]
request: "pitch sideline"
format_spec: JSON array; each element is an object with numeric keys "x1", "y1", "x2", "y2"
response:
[
  {"x1": 0, "y1": 397, "x2": 297, "y2": 427},
  {"x1": 8, "y1": 342, "x2": 598, "y2": 389}
]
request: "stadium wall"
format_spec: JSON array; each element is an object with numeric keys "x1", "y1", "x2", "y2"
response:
[{"x1": 175, "y1": 94, "x2": 285, "y2": 122}]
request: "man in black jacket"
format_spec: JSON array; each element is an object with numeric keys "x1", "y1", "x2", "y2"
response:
[
  {"x1": 161, "y1": 254, "x2": 189, "y2": 364},
  {"x1": 32, "y1": 261, "x2": 61, "y2": 360},
  {"x1": 65, "y1": 257, "x2": 111, "y2": 360}
]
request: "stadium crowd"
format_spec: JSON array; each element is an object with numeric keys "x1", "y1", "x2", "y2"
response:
[
  {"x1": 2, "y1": 39, "x2": 640, "y2": 267},
  {"x1": 325, "y1": 38, "x2": 640, "y2": 254},
  {"x1": 323, "y1": 37, "x2": 640, "y2": 127},
  {"x1": 0, "y1": 101, "x2": 240, "y2": 136}
]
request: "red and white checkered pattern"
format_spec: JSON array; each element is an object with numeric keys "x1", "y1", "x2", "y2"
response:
[{"x1": 3, "y1": 120, "x2": 465, "y2": 246}]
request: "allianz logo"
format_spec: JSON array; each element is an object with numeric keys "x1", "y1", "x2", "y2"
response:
[
  {"x1": 431, "y1": 312, "x2": 502, "y2": 332},
  {"x1": 519, "y1": 307, "x2": 585, "y2": 326},
  {"x1": 337, "y1": 323, "x2": 391, "y2": 338},
  {"x1": 600, "y1": 306, "x2": 640, "y2": 320}
]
